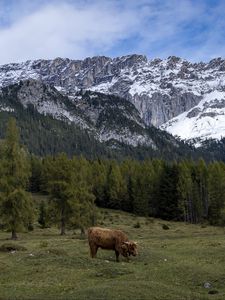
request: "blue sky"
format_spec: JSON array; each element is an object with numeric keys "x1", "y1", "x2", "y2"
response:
[{"x1": 0, "y1": 0, "x2": 224, "y2": 64}]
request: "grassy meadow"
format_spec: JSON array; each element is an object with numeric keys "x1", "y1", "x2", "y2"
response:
[{"x1": 0, "y1": 203, "x2": 225, "y2": 300}]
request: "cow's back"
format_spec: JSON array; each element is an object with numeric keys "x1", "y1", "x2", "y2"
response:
[{"x1": 88, "y1": 227, "x2": 128, "y2": 249}]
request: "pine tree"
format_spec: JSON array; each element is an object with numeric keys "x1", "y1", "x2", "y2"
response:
[
  {"x1": 196, "y1": 159, "x2": 208, "y2": 219},
  {"x1": 91, "y1": 160, "x2": 107, "y2": 207},
  {"x1": 38, "y1": 200, "x2": 48, "y2": 228},
  {"x1": 29, "y1": 155, "x2": 42, "y2": 193},
  {"x1": 46, "y1": 154, "x2": 96, "y2": 235},
  {"x1": 157, "y1": 164, "x2": 182, "y2": 220},
  {"x1": 151, "y1": 159, "x2": 165, "y2": 217},
  {"x1": 177, "y1": 161, "x2": 194, "y2": 222},
  {"x1": 69, "y1": 156, "x2": 97, "y2": 234},
  {"x1": 132, "y1": 162, "x2": 154, "y2": 216},
  {"x1": 105, "y1": 162, "x2": 126, "y2": 209},
  {"x1": 208, "y1": 162, "x2": 225, "y2": 225},
  {"x1": 46, "y1": 153, "x2": 75, "y2": 235},
  {"x1": 0, "y1": 118, "x2": 34, "y2": 239},
  {"x1": 120, "y1": 159, "x2": 137, "y2": 212}
]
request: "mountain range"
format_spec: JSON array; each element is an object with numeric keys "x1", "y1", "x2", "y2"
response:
[{"x1": 0, "y1": 54, "x2": 225, "y2": 158}]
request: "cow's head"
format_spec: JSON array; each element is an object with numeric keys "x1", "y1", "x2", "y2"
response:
[{"x1": 122, "y1": 241, "x2": 138, "y2": 256}]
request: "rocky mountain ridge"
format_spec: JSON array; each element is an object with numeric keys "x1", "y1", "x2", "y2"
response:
[
  {"x1": 1, "y1": 54, "x2": 225, "y2": 145},
  {"x1": 0, "y1": 80, "x2": 154, "y2": 147},
  {"x1": 0, "y1": 79, "x2": 201, "y2": 160}
]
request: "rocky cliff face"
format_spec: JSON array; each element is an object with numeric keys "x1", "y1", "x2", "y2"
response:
[
  {"x1": 0, "y1": 80, "x2": 154, "y2": 147},
  {"x1": 0, "y1": 54, "x2": 225, "y2": 144}
]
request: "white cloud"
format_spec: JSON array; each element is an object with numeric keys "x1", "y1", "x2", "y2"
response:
[
  {"x1": 0, "y1": 0, "x2": 225, "y2": 64},
  {"x1": 0, "y1": 2, "x2": 140, "y2": 64}
]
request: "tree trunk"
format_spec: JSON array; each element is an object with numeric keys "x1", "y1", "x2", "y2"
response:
[
  {"x1": 91, "y1": 213, "x2": 96, "y2": 226},
  {"x1": 60, "y1": 218, "x2": 66, "y2": 235},
  {"x1": 11, "y1": 229, "x2": 18, "y2": 240},
  {"x1": 80, "y1": 227, "x2": 85, "y2": 236}
]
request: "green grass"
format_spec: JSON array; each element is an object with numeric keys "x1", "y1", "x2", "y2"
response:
[{"x1": 0, "y1": 208, "x2": 225, "y2": 300}]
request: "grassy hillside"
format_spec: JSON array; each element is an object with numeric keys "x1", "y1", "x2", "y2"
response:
[{"x1": 0, "y1": 206, "x2": 225, "y2": 299}]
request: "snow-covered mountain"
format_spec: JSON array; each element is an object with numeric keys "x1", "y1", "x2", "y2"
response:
[
  {"x1": 160, "y1": 90, "x2": 225, "y2": 146},
  {"x1": 1, "y1": 79, "x2": 199, "y2": 159},
  {"x1": 0, "y1": 54, "x2": 225, "y2": 145}
]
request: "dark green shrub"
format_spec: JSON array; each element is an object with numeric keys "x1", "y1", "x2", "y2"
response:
[
  {"x1": 0, "y1": 243, "x2": 27, "y2": 252},
  {"x1": 133, "y1": 221, "x2": 141, "y2": 228},
  {"x1": 162, "y1": 224, "x2": 169, "y2": 230}
]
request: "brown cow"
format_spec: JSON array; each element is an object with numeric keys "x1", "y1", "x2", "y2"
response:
[{"x1": 87, "y1": 227, "x2": 138, "y2": 262}]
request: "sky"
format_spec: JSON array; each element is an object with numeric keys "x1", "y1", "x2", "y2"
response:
[{"x1": 0, "y1": 0, "x2": 224, "y2": 64}]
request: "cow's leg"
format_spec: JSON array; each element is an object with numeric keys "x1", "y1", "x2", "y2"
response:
[
  {"x1": 126, "y1": 255, "x2": 130, "y2": 262},
  {"x1": 89, "y1": 243, "x2": 98, "y2": 258},
  {"x1": 115, "y1": 250, "x2": 120, "y2": 262}
]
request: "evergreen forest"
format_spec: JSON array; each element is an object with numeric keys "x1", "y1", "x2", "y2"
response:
[{"x1": 0, "y1": 118, "x2": 224, "y2": 240}]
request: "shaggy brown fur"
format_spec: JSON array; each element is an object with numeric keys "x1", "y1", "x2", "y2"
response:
[{"x1": 87, "y1": 227, "x2": 138, "y2": 262}]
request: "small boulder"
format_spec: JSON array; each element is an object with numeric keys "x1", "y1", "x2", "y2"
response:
[{"x1": 203, "y1": 282, "x2": 211, "y2": 289}]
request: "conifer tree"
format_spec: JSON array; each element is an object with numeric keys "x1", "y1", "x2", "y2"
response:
[
  {"x1": 69, "y1": 156, "x2": 96, "y2": 234},
  {"x1": 178, "y1": 161, "x2": 194, "y2": 222},
  {"x1": 91, "y1": 160, "x2": 107, "y2": 207},
  {"x1": 126, "y1": 175, "x2": 135, "y2": 212},
  {"x1": 132, "y1": 162, "x2": 154, "y2": 216},
  {"x1": 0, "y1": 118, "x2": 33, "y2": 239},
  {"x1": 157, "y1": 164, "x2": 182, "y2": 220},
  {"x1": 38, "y1": 200, "x2": 48, "y2": 228},
  {"x1": 208, "y1": 162, "x2": 225, "y2": 225},
  {"x1": 105, "y1": 162, "x2": 126, "y2": 209},
  {"x1": 120, "y1": 159, "x2": 138, "y2": 212},
  {"x1": 151, "y1": 159, "x2": 165, "y2": 217},
  {"x1": 196, "y1": 159, "x2": 208, "y2": 219},
  {"x1": 46, "y1": 153, "x2": 76, "y2": 235},
  {"x1": 29, "y1": 155, "x2": 42, "y2": 192},
  {"x1": 46, "y1": 154, "x2": 96, "y2": 235}
]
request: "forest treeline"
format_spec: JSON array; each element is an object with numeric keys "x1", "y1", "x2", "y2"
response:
[
  {"x1": 31, "y1": 153, "x2": 225, "y2": 225},
  {"x1": 0, "y1": 119, "x2": 225, "y2": 239}
]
